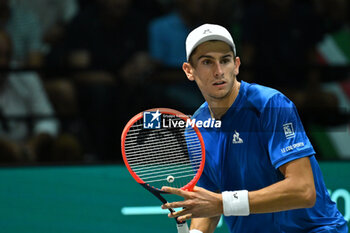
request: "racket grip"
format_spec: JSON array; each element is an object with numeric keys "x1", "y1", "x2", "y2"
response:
[{"x1": 177, "y1": 221, "x2": 189, "y2": 233}]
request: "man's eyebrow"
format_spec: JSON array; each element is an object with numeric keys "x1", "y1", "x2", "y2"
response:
[
  {"x1": 222, "y1": 54, "x2": 233, "y2": 59},
  {"x1": 197, "y1": 55, "x2": 213, "y2": 61},
  {"x1": 197, "y1": 53, "x2": 233, "y2": 61}
]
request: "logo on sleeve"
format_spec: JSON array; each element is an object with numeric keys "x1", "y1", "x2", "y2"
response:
[{"x1": 283, "y1": 123, "x2": 295, "y2": 139}]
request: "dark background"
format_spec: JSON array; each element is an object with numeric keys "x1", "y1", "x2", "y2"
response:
[{"x1": 0, "y1": 0, "x2": 349, "y2": 165}]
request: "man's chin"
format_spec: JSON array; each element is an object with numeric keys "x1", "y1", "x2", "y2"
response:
[{"x1": 209, "y1": 91, "x2": 230, "y2": 100}]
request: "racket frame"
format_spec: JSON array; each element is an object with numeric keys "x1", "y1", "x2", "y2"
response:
[
  {"x1": 121, "y1": 108, "x2": 205, "y2": 192},
  {"x1": 121, "y1": 108, "x2": 206, "y2": 224}
]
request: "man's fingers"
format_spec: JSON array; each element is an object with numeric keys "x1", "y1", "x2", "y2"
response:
[
  {"x1": 177, "y1": 214, "x2": 193, "y2": 222},
  {"x1": 167, "y1": 208, "x2": 192, "y2": 220},
  {"x1": 192, "y1": 186, "x2": 202, "y2": 192},
  {"x1": 162, "y1": 200, "x2": 188, "y2": 209},
  {"x1": 161, "y1": 186, "x2": 190, "y2": 198}
]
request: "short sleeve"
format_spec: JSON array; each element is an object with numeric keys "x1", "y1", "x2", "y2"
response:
[{"x1": 260, "y1": 94, "x2": 315, "y2": 169}]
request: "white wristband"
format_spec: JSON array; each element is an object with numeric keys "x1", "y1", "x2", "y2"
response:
[
  {"x1": 189, "y1": 230, "x2": 203, "y2": 233},
  {"x1": 222, "y1": 190, "x2": 250, "y2": 216}
]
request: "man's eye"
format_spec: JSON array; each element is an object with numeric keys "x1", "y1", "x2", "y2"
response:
[
  {"x1": 202, "y1": 60, "x2": 212, "y2": 65},
  {"x1": 221, "y1": 59, "x2": 230, "y2": 64}
]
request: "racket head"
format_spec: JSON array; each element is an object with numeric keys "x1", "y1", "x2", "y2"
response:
[{"x1": 121, "y1": 108, "x2": 205, "y2": 192}]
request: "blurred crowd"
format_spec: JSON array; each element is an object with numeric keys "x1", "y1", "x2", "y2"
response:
[{"x1": 0, "y1": 0, "x2": 349, "y2": 164}]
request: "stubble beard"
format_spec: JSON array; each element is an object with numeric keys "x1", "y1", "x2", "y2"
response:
[{"x1": 208, "y1": 73, "x2": 236, "y2": 100}]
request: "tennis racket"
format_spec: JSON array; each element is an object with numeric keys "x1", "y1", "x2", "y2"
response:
[{"x1": 121, "y1": 108, "x2": 205, "y2": 232}]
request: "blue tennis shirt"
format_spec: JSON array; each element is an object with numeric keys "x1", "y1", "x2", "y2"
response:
[{"x1": 192, "y1": 81, "x2": 348, "y2": 232}]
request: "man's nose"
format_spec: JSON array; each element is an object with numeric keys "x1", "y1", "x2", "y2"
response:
[{"x1": 214, "y1": 62, "x2": 224, "y2": 78}]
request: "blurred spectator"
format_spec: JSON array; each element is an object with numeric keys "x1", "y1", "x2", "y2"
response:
[
  {"x1": 241, "y1": 0, "x2": 323, "y2": 85},
  {"x1": 48, "y1": 0, "x2": 152, "y2": 71},
  {"x1": 10, "y1": 0, "x2": 82, "y2": 155},
  {"x1": 147, "y1": 0, "x2": 234, "y2": 111},
  {"x1": 240, "y1": 0, "x2": 339, "y2": 124},
  {"x1": 149, "y1": 0, "x2": 232, "y2": 68},
  {"x1": 310, "y1": 0, "x2": 350, "y2": 159},
  {"x1": 313, "y1": 0, "x2": 350, "y2": 66},
  {"x1": 0, "y1": 30, "x2": 82, "y2": 163},
  {"x1": 0, "y1": 0, "x2": 44, "y2": 67},
  {"x1": 46, "y1": 0, "x2": 162, "y2": 161},
  {"x1": 12, "y1": 0, "x2": 79, "y2": 53}
]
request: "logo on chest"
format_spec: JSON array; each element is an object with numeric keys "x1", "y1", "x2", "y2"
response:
[{"x1": 232, "y1": 130, "x2": 243, "y2": 144}]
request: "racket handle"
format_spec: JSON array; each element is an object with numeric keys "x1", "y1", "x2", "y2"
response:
[{"x1": 177, "y1": 221, "x2": 189, "y2": 233}]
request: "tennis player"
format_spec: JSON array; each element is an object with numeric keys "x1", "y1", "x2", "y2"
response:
[{"x1": 161, "y1": 24, "x2": 348, "y2": 233}]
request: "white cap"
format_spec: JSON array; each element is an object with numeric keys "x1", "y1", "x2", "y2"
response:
[{"x1": 185, "y1": 24, "x2": 236, "y2": 61}]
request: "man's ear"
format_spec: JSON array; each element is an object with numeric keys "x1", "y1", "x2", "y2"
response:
[
  {"x1": 234, "y1": 56, "x2": 241, "y2": 76},
  {"x1": 182, "y1": 62, "x2": 195, "y2": 81}
]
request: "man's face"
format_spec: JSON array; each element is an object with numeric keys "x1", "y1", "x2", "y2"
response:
[{"x1": 184, "y1": 41, "x2": 240, "y2": 101}]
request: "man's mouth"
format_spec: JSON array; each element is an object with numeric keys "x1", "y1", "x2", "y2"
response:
[{"x1": 213, "y1": 81, "x2": 226, "y2": 86}]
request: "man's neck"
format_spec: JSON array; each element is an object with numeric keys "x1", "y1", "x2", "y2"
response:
[{"x1": 207, "y1": 81, "x2": 241, "y2": 120}]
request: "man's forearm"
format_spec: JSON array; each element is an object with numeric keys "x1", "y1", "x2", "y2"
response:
[
  {"x1": 222, "y1": 157, "x2": 316, "y2": 215},
  {"x1": 190, "y1": 216, "x2": 220, "y2": 233},
  {"x1": 249, "y1": 157, "x2": 316, "y2": 213},
  {"x1": 248, "y1": 175, "x2": 315, "y2": 213}
]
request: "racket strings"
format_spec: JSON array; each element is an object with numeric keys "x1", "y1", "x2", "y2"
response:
[
  {"x1": 135, "y1": 162, "x2": 201, "y2": 175},
  {"x1": 123, "y1": 115, "x2": 203, "y2": 190},
  {"x1": 125, "y1": 121, "x2": 197, "y2": 165},
  {"x1": 127, "y1": 155, "x2": 201, "y2": 168},
  {"x1": 131, "y1": 156, "x2": 202, "y2": 170},
  {"x1": 124, "y1": 135, "x2": 201, "y2": 150}
]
